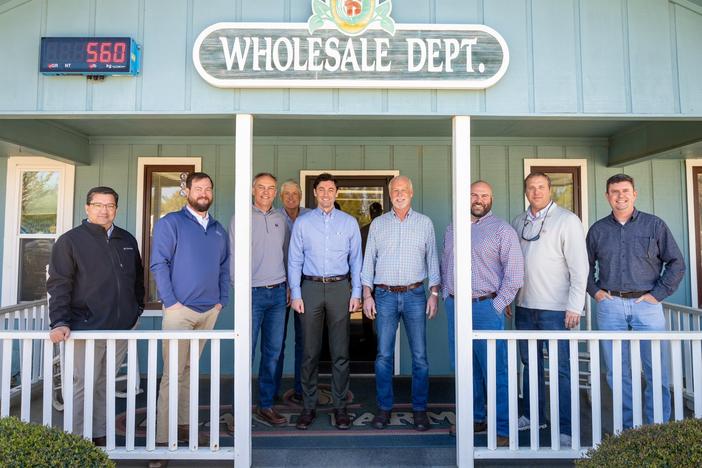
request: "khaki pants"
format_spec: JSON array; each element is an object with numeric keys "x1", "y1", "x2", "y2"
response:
[
  {"x1": 72, "y1": 338, "x2": 129, "y2": 438},
  {"x1": 156, "y1": 305, "x2": 219, "y2": 443}
]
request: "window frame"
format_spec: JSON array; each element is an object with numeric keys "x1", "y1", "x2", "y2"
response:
[{"x1": 685, "y1": 160, "x2": 702, "y2": 307}]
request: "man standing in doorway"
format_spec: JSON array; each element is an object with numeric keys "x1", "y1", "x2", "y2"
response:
[
  {"x1": 230, "y1": 173, "x2": 289, "y2": 426},
  {"x1": 441, "y1": 181, "x2": 523, "y2": 442},
  {"x1": 151, "y1": 172, "x2": 230, "y2": 448},
  {"x1": 511, "y1": 172, "x2": 588, "y2": 446},
  {"x1": 587, "y1": 173, "x2": 684, "y2": 428},
  {"x1": 273, "y1": 180, "x2": 311, "y2": 404},
  {"x1": 48, "y1": 186, "x2": 144, "y2": 446},
  {"x1": 288, "y1": 173, "x2": 362, "y2": 430},
  {"x1": 362, "y1": 175, "x2": 441, "y2": 432}
]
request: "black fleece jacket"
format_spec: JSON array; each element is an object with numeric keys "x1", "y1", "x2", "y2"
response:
[{"x1": 47, "y1": 220, "x2": 145, "y2": 330}]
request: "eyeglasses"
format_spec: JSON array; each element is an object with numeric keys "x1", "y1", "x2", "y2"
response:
[
  {"x1": 89, "y1": 202, "x2": 117, "y2": 210},
  {"x1": 521, "y1": 203, "x2": 552, "y2": 242}
]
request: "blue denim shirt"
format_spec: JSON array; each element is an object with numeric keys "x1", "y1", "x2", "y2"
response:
[{"x1": 586, "y1": 209, "x2": 685, "y2": 301}]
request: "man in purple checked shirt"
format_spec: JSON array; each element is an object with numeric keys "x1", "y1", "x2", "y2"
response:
[{"x1": 441, "y1": 180, "x2": 524, "y2": 443}]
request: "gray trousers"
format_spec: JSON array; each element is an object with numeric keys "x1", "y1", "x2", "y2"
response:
[{"x1": 300, "y1": 279, "x2": 351, "y2": 410}]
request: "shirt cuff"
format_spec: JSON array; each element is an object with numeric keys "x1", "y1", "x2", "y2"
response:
[
  {"x1": 291, "y1": 287, "x2": 302, "y2": 300},
  {"x1": 351, "y1": 287, "x2": 362, "y2": 299}
]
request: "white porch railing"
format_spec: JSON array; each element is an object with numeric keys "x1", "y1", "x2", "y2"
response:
[
  {"x1": 663, "y1": 302, "x2": 702, "y2": 408},
  {"x1": 0, "y1": 330, "x2": 238, "y2": 463}
]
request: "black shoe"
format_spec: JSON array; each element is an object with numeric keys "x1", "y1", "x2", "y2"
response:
[
  {"x1": 295, "y1": 409, "x2": 316, "y2": 430},
  {"x1": 413, "y1": 411, "x2": 430, "y2": 432},
  {"x1": 334, "y1": 408, "x2": 351, "y2": 430},
  {"x1": 371, "y1": 410, "x2": 391, "y2": 429}
]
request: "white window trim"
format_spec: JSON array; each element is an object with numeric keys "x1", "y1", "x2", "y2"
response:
[
  {"x1": 685, "y1": 159, "x2": 702, "y2": 307},
  {"x1": 135, "y1": 157, "x2": 202, "y2": 315},
  {"x1": 1, "y1": 157, "x2": 75, "y2": 306}
]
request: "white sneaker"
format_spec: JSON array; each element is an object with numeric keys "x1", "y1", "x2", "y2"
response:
[
  {"x1": 517, "y1": 415, "x2": 546, "y2": 431},
  {"x1": 559, "y1": 433, "x2": 572, "y2": 447}
]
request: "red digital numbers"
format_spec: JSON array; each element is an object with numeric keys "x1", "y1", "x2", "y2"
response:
[{"x1": 85, "y1": 41, "x2": 128, "y2": 64}]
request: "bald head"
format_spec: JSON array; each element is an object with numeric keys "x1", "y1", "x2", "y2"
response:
[{"x1": 471, "y1": 180, "x2": 493, "y2": 219}]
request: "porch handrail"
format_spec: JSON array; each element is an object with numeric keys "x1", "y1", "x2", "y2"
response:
[{"x1": 0, "y1": 299, "x2": 48, "y2": 317}]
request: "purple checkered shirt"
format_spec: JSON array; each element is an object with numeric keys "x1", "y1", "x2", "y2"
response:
[{"x1": 440, "y1": 211, "x2": 524, "y2": 312}]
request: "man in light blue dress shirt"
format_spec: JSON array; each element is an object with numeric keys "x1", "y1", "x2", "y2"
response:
[
  {"x1": 361, "y1": 175, "x2": 441, "y2": 432},
  {"x1": 288, "y1": 173, "x2": 363, "y2": 430}
]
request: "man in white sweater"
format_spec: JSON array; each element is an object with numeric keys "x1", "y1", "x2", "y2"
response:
[{"x1": 510, "y1": 172, "x2": 588, "y2": 447}]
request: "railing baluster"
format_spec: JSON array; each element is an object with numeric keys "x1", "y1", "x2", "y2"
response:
[
  {"x1": 64, "y1": 339, "x2": 75, "y2": 433},
  {"x1": 672, "y1": 340, "x2": 683, "y2": 421},
  {"x1": 548, "y1": 339, "x2": 559, "y2": 450},
  {"x1": 528, "y1": 339, "x2": 539, "y2": 450},
  {"x1": 507, "y1": 339, "x2": 518, "y2": 450},
  {"x1": 190, "y1": 339, "x2": 200, "y2": 451},
  {"x1": 126, "y1": 339, "x2": 137, "y2": 451},
  {"x1": 612, "y1": 340, "x2": 623, "y2": 434},
  {"x1": 168, "y1": 338, "x2": 179, "y2": 450},
  {"x1": 83, "y1": 339, "x2": 95, "y2": 439},
  {"x1": 683, "y1": 314, "x2": 694, "y2": 398},
  {"x1": 20, "y1": 338, "x2": 33, "y2": 422},
  {"x1": 693, "y1": 340, "x2": 702, "y2": 418},
  {"x1": 1, "y1": 339, "x2": 12, "y2": 417},
  {"x1": 651, "y1": 340, "x2": 663, "y2": 424},
  {"x1": 630, "y1": 340, "x2": 642, "y2": 428},
  {"x1": 106, "y1": 339, "x2": 116, "y2": 450},
  {"x1": 42, "y1": 339, "x2": 53, "y2": 426},
  {"x1": 487, "y1": 339, "x2": 497, "y2": 450},
  {"x1": 589, "y1": 340, "x2": 602, "y2": 446},
  {"x1": 32, "y1": 307, "x2": 41, "y2": 382},
  {"x1": 146, "y1": 339, "x2": 157, "y2": 451},
  {"x1": 569, "y1": 339, "x2": 580, "y2": 450}
]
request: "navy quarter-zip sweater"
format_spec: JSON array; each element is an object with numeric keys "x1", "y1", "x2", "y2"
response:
[
  {"x1": 150, "y1": 206, "x2": 230, "y2": 312},
  {"x1": 47, "y1": 220, "x2": 145, "y2": 330}
]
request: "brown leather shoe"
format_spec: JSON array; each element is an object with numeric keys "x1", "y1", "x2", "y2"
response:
[
  {"x1": 334, "y1": 408, "x2": 351, "y2": 430},
  {"x1": 497, "y1": 435, "x2": 510, "y2": 447},
  {"x1": 474, "y1": 421, "x2": 487, "y2": 433},
  {"x1": 256, "y1": 406, "x2": 287, "y2": 426},
  {"x1": 91, "y1": 436, "x2": 106, "y2": 447},
  {"x1": 413, "y1": 411, "x2": 430, "y2": 432},
  {"x1": 295, "y1": 409, "x2": 316, "y2": 430},
  {"x1": 177, "y1": 424, "x2": 209, "y2": 445},
  {"x1": 371, "y1": 410, "x2": 391, "y2": 429}
]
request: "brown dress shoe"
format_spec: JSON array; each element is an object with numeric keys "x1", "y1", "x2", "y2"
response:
[
  {"x1": 334, "y1": 408, "x2": 351, "y2": 430},
  {"x1": 497, "y1": 435, "x2": 510, "y2": 447},
  {"x1": 474, "y1": 421, "x2": 487, "y2": 433},
  {"x1": 256, "y1": 406, "x2": 287, "y2": 426},
  {"x1": 371, "y1": 410, "x2": 391, "y2": 429},
  {"x1": 413, "y1": 411, "x2": 430, "y2": 432},
  {"x1": 295, "y1": 409, "x2": 316, "y2": 430}
]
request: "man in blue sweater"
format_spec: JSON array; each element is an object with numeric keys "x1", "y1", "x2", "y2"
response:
[{"x1": 151, "y1": 172, "x2": 230, "y2": 450}]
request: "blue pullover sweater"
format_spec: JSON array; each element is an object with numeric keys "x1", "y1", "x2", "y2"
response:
[{"x1": 150, "y1": 206, "x2": 230, "y2": 312}]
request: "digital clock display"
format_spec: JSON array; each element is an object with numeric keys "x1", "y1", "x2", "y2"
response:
[{"x1": 40, "y1": 37, "x2": 141, "y2": 76}]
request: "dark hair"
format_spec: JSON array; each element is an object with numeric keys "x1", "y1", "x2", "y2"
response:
[
  {"x1": 313, "y1": 172, "x2": 338, "y2": 190},
  {"x1": 606, "y1": 173, "x2": 635, "y2": 192},
  {"x1": 186, "y1": 172, "x2": 214, "y2": 190},
  {"x1": 86, "y1": 186, "x2": 119, "y2": 206},
  {"x1": 252, "y1": 172, "x2": 277, "y2": 186},
  {"x1": 369, "y1": 202, "x2": 383, "y2": 218},
  {"x1": 524, "y1": 172, "x2": 552, "y2": 192}
]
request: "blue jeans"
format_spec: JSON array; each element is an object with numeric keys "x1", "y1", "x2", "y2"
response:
[
  {"x1": 445, "y1": 295, "x2": 456, "y2": 371},
  {"x1": 597, "y1": 297, "x2": 671, "y2": 428},
  {"x1": 374, "y1": 285, "x2": 429, "y2": 411},
  {"x1": 274, "y1": 306, "x2": 303, "y2": 396},
  {"x1": 252, "y1": 285, "x2": 287, "y2": 409},
  {"x1": 515, "y1": 307, "x2": 571, "y2": 435},
  {"x1": 473, "y1": 299, "x2": 509, "y2": 437}
]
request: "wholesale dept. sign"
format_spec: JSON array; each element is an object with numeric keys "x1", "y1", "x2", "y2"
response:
[{"x1": 193, "y1": 0, "x2": 509, "y2": 90}]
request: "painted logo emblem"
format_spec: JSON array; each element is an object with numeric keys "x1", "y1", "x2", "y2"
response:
[{"x1": 308, "y1": 0, "x2": 396, "y2": 36}]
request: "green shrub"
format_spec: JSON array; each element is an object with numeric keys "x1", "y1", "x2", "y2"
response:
[
  {"x1": 577, "y1": 418, "x2": 702, "y2": 467},
  {"x1": 0, "y1": 417, "x2": 115, "y2": 467}
]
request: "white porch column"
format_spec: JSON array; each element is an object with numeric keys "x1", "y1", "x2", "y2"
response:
[
  {"x1": 453, "y1": 116, "x2": 473, "y2": 467},
  {"x1": 234, "y1": 114, "x2": 253, "y2": 467}
]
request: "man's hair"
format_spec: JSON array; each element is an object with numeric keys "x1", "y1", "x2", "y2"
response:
[
  {"x1": 185, "y1": 172, "x2": 214, "y2": 189},
  {"x1": 280, "y1": 179, "x2": 302, "y2": 197},
  {"x1": 86, "y1": 186, "x2": 119, "y2": 206},
  {"x1": 369, "y1": 202, "x2": 383, "y2": 219},
  {"x1": 388, "y1": 175, "x2": 413, "y2": 192},
  {"x1": 524, "y1": 172, "x2": 552, "y2": 192},
  {"x1": 606, "y1": 173, "x2": 635, "y2": 192},
  {"x1": 313, "y1": 172, "x2": 338, "y2": 190},
  {"x1": 252, "y1": 172, "x2": 277, "y2": 187}
]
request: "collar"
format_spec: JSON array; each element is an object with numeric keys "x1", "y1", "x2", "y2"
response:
[
  {"x1": 315, "y1": 206, "x2": 335, "y2": 218},
  {"x1": 253, "y1": 204, "x2": 275, "y2": 215},
  {"x1": 527, "y1": 201, "x2": 554, "y2": 221},
  {"x1": 608, "y1": 207, "x2": 639, "y2": 224},
  {"x1": 83, "y1": 219, "x2": 118, "y2": 238},
  {"x1": 473, "y1": 210, "x2": 493, "y2": 224},
  {"x1": 185, "y1": 204, "x2": 209, "y2": 222},
  {"x1": 391, "y1": 207, "x2": 413, "y2": 220}
]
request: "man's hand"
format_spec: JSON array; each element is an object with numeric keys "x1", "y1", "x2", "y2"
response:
[
  {"x1": 349, "y1": 297, "x2": 361, "y2": 313},
  {"x1": 426, "y1": 293, "x2": 438, "y2": 319},
  {"x1": 564, "y1": 310, "x2": 581, "y2": 329},
  {"x1": 214, "y1": 303, "x2": 223, "y2": 312},
  {"x1": 165, "y1": 302, "x2": 183, "y2": 312},
  {"x1": 504, "y1": 304, "x2": 513, "y2": 319},
  {"x1": 49, "y1": 326, "x2": 71, "y2": 343},
  {"x1": 363, "y1": 296, "x2": 376, "y2": 320},
  {"x1": 292, "y1": 298, "x2": 304, "y2": 314},
  {"x1": 635, "y1": 293, "x2": 659, "y2": 305},
  {"x1": 594, "y1": 290, "x2": 612, "y2": 303},
  {"x1": 286, "y1": 288, "x2": 291, "y2": 306}
]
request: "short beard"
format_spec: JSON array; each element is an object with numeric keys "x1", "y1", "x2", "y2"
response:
[
  {"x1": 188, "y1": 196, "x2": 212, "y2": 213},
  {"x1": 471, "y1": 203, "x2": 492, "y2": 218}
]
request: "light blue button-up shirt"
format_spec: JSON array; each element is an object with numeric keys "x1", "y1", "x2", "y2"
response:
[
  {"x1": 287, "y1": 207, "x2": 363, "y2": 300},
  {"x1": 361, "y1": 208, "x2": 441, "y2": 288}
]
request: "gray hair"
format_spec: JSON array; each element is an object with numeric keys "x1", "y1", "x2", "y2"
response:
[
  {"x1": 388, "y1": 175, "x2": 413, "y2": 192},
  {"x1": 280, "y1": 179, "x2": 303, "y2": 197}
]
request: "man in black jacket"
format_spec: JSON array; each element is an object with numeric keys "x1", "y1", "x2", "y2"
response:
[{"x1": 47, "y1": 186, "x2": 144, "y2": 445}]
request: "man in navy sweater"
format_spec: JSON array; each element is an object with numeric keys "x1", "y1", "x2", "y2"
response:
[{"x1": 151, "y1": 172, "x2": 230, "y2": 449}]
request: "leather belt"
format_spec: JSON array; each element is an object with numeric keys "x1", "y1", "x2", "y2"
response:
[
  {"x1": 472, "y1": 292, "x2": 497, "y2": 303},
  {"x1": 375, "y1": 282, "x2": 423, "y2": 293},
  {"x1": 253, "y1": 281, "x2": 286, "y2": 289},
  {"x1": 607, "y1": 290, "x2": 648, "y2": 299},
  {"x1": 302, "y1": 274, "x2": 349, "y2": 283}
]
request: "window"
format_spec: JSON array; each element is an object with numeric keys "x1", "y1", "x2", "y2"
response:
[
  {"x1": 2, "y1": 157, "x2": 74, "y2": 306},
  {"x1": 686, "y1": 161, "x2": 702, "y2": 307},
  {"x1": 136, "y1": 158, "x2": 201, "y2": 311}
]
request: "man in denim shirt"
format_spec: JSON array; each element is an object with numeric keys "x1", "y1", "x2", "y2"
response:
[{"x1": 587, "y1": 173, "x2": 685, "y2": 428}]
